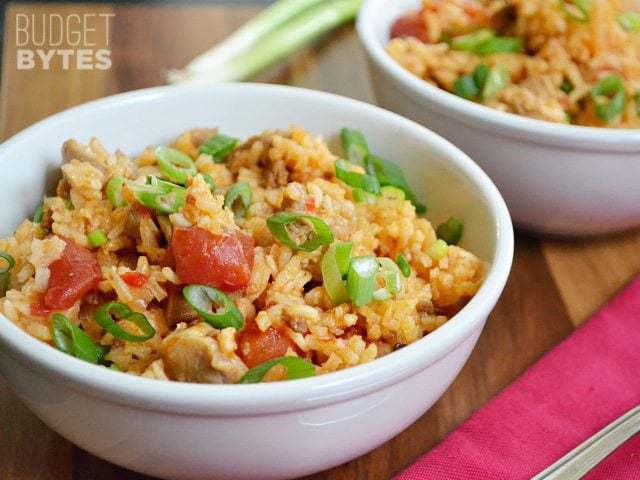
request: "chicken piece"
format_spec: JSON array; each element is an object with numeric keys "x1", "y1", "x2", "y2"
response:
[{"x1": 160, "y1": 322, "x2": 247, "y2": 383}]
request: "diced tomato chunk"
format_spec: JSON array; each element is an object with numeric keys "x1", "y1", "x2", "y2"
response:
[
  {"x1": 30, "y1": 299, "x2": 51, "y2": 317},
  {"x1": 133, "y1": 203, "x2": 154, "y2": 218},
  {"x1": 43, "y1": 240, "x2": 102, "y2": 310},
  {"x1": 237, "y1": 322, "x2": 297, "y2": 369},
  {"x1": 390, "y1": 12, "x2": 430, "y2": 43},
  {"x1": 121, "y1": 271, "x2": 147, "y2": 288},
  {"x1": 305, "y1": 198, "x2": 316, "y2": 212},
  {"x1": 171, "y1": 227, "x2": 254, "y2": 292}
]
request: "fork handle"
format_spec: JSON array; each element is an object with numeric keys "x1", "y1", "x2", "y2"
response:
[{"x1": 532, "y1": 405, "x2": 640, "y2": 480}]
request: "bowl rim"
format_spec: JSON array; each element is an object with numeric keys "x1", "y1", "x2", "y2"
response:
[
  {"x1": 357, "y1": 0, "x2": 640, "y2": 151},
  {"x1": 0, "y1": 83, "x2": 514, "y2": 416}
]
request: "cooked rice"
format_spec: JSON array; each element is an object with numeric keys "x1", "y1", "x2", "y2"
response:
[
  {"x1": 387, "y1": 0, "x2": 640, "y2": 127},
  {"x1": 0, "y1": 127, "x2": 485, "y2": 383}
]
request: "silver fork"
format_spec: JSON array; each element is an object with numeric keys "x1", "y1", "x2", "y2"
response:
[{"x1": 532, "y1": 405, "x2": 640, "y2": 480}]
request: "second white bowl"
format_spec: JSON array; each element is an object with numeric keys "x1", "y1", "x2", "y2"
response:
[{"x1": 357, "y1": 0, "x2": 640, "y2": 236}]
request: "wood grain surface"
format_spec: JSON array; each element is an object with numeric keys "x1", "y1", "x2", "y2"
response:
[{"x1": 1, "y1": 3, "x2": 639, "y2": 479}]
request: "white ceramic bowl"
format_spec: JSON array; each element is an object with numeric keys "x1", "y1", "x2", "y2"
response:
[
  {"x1": 357, "y1": 0, "x2": 640, "y2": 236},
  {"x1": 0, "y1": 84, "x2": 513, "y2": 480}
]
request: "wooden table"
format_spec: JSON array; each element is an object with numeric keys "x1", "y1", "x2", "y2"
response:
[{"x1": 1, "y1": 3, "x2": 639, "y2": 479}]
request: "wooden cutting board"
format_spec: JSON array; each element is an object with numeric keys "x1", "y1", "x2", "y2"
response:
[{"x1": 1, "y1": 3, "x2": 639, "y2": 479}]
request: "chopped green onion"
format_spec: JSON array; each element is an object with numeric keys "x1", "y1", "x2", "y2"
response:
[
  {"x1": 52, "y1": 313, "x2": 107, "y2": 364},
  {"x1": 87, "y1": 229, "x2": 107, "y2": 248},
  {"x1": 340, "y1": 128, "x2": 369, "y2": 165},
  {"x1": 224, "y1": 182, "x2": 253, "y2": 219},
  {"x1": 396, "y1": 254, "x2": 411, "y2": 278},
  {"x1": 94, "y1": 302, "x2": 156, "y2": 342},
  {"x1": 561, "y1": 79, "x2": 574, "y2": 94},
  {"x1": 618, "y1": 11, "x2": 640, "y2": 31},
  {"x1": 436, "y1": 217, "x2": 464, "y2": 245},
  {"x1": 473, "y1": 64, "x2": 489, "y2": 89},
  {"x1": 378, "y1": 257, "x2": 402, "y2": 294},
  {"x1": 347, "y1": 255, "x2": 378, "y2": 307},
  {"x1": 239, "y1": 356, "x2": 316, "y2": 383},
  {"x1": 33, "y1": 204, "x2": 44, "y2": 223},
  {"x1": 155, "y1": 146, "x2": 197, "y2": 185},
  {"x1": 373, "y1": 288, "x2": 391, "y2": 302},
  {"x1": 127, "y1": 177, "x2": 186, "y2": 214},
  {"x1": 201, "y1": 173, "x2": 216, "y2": 193},
  {"x1": 352, "y1": 188, "x2": 377, "y2": 204},
  {"x1": 321, "y1": 241, "x2": 353, "y2": 305},
  {"x1": 365, "y1": 154, "x2": 426, "y2": 214},
  {"x1": 453, "y1": 74, "x2": 480, "y2": 100},
  {"x1": 560, "y1": 0, "x2": 591, "y2": 22},
  {"x1": 183, "y1": 285, "x2": 244, "y2": 329},
  {"x1": 380, "y1": 186, "x2": 406, "y2": 201},
  {"x1": 474, "y1": 36, "x2": 523, "y2": 55},
  {"x1": 64, "y1": 199, "x2": 74, "y2": 210},
  {"x1": 198, "y1": 134, "x2": 239, "y2": 163},
  {"x1": 451, "y1": 28, "x2": 495, "y2": 52},
  {"x1": 267, "y1": 212, "x2": 333, "y2": 252},
  {"x1": 0, "y1": 251, "x2": 16, "y2": 297},
  {"x1": 591, "y1": 75, "x2": 627, "y2": 122},
  {"x1": 335, "y1": 159, "x2": 380, "y2": 194},
  {"x1": 428, "y1": 239, "x2": 449, "y2": 261},
  {"x1": 482, "y1": 65, "x2": 510, "y2": 101},
  {"x1": 107, "y1": 176, "x2": 127, "y2": 208}
]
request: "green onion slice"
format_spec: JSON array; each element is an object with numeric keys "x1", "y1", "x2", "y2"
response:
[
  {"x1": 87, "y1": 229, "x2": 107, "y2": 248},
  {"x1": 340, "y1": 128, "x2": 369, "y2": 165},
  {"x1": 267, "y1": 212, "x2": 333, "y2": 252},
  {"x1": 33, "y1": 204, "x2": 45, "y2": 223},
  {"x1": 591, "y1": 75, "x2": 627, "y2": 122},
  {"x1": 52, "y1": 313, "x2": 107, "y2": 364},
  {"x1": 436, "y1": 217, "x2": 464, "y2": 245},
  {"x1": 183, "y1": 284, "x2": 244, "y2": 329},
  {"x1": 106, "y1": 176, "x2": 127, "y2": 208},
  {"x1": 347, "y1": 255, "x2": 378, "y2": 307},
  {"x1": 561, "y1": 79, "x2": 574, "y2": 94},
  {"x1": 453, "y1": 74, "x2": 480, "y2": 100},
  {"x1": 378, "y1": 257, "x2": 402, "y2": 294},
  {"x1": 482, "y1": 65, "x2": 510, "y2": 101},
  {"x1": 127, "y1": 177, "x2": 186, "y2": 214},
  {"x1": 560, "y1": 0, "x2": 591, "y2": 22},
  {"x1": 618, "y1": 11, "x2": 640, "y2": 31},
  {"x1": 365, "y1": 154, "x2": 426, "y2": 214},
  {"x1": 473, "y1": 64, "x2": 489, "y2": 89},
  {"x1": 224, "y1": 182, "x2": 253, "y2": 219},
  {"x1": 155, "y1": 146, "x2": 197, "y2": 185},
  {"x1": 335, "y1": 159, "x2": 381, "y2": 195},
  {"x1": 199, "y1": 134, "x2": 239, "y2": 163},
  {"x1": 94, "y1": 302, "x2": 156, "y2": 342},
  {"x1": 474, "y1": 36, "x2": 523, "y2": 55},
  {"x1": 0, "y1": 251, "x2": 16, "y2": 297},
  {"x1": 396, "y1": 254, "x2": 411, "y2": 278},
  {"x1": 451, "y1": 28, "x2": 495, "y2": 51},
  {"x1": 239, "y1": 356, "x2": 316, "y2": 383},
  {"x1": 352, "y1": 188, "x2": 377, "y2": 204},
  {"x1": 380, "y1": 186, "x2": 406, "y2": 201},
  {"x1": 428, "y1": 239, "x2": 449, "y2": 261},
  {"x1": 321, "y1": 241, "x2": 353, "y2": 305},
  {"x1": 373, "y1": 288, "x2": 391, "y2": 302},
  {"x1": 201, "y1": 173, "x2": 216, "y2": 193}
]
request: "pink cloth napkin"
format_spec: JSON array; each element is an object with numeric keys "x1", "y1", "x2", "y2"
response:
[{"x1": 397, "y1": 276, "x2": 640, "y2": 480}]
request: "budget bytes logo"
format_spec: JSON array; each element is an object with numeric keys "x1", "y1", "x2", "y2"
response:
[{"x1": 15, "y1": 13, "x2": 114, "y2": 70}]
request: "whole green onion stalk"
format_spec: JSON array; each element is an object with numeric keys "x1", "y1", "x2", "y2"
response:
[{"x1": 167, "y1": 0, "x2": 362, "y2": 84}]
